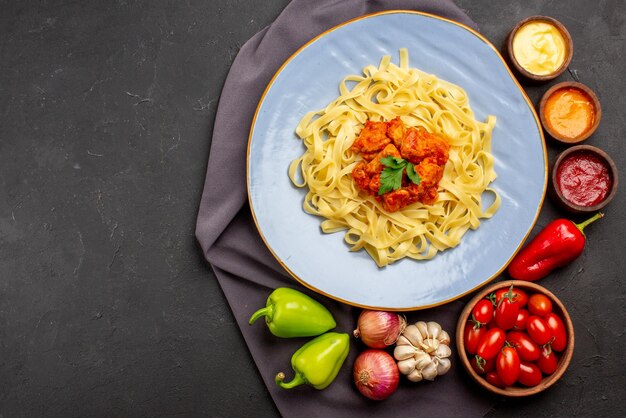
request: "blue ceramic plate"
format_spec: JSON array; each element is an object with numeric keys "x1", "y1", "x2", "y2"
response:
[{"x1": 247, "y1": 11, "x2": 546, "y2": 310}]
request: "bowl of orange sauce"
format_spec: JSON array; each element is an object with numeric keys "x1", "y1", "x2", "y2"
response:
[
  {"x1": 505, "y1": 16, "x2": 573, "y2": 82},
  {"x1": 539, "y1": 82, "x2": 601, "y2": 144},
  {"x1": 550, "y1": 145, "x2": 618, "y2": 213}
]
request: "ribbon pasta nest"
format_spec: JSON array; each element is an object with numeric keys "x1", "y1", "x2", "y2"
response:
[{"x1": 288, "y1": 49, "x2": 500, "y2": 267}]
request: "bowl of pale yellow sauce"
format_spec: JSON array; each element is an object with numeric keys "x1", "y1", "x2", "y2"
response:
[{"x1": 505, "y1": 16, "x2": 573, "y2": 82}]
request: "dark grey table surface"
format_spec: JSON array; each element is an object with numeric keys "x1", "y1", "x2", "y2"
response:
[{"x1": 1, "y1": 1, "x2": 624, "y2": 416}]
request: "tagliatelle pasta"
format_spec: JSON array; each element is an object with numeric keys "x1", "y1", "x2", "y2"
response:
[{"x1": 288, "y1": 49, "x2": 501, "y2": 267}]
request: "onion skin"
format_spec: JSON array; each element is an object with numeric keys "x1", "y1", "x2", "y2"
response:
[
  {"x1": 353, "y1": 350, "x2": 399, "y2": 401},
  {"x1": 353, "y1": 310, "x2": 406, "y2": 349}
]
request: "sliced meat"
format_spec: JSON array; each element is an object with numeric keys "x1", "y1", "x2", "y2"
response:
[
  {"x1": 352, "y1": 162, "x2": 370, "y2": 191},
  {"x1": 415, "y1": 158, "x2": 444, "y2": 188},
  {"x1": 386, "y1": 117, "x2": 405, "y2": 148},
  {"x1": 350, "y1": 120, "x2": 390, "y2": 154},
  {"x1": 382, "y1": 189, "x2": 411, "y2": 212},
  {"x1": 400, "y1": 126, "x2": 450, "y2": 165}
]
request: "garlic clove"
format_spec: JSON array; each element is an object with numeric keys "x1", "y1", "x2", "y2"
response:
[
  {"x1": 438, "y1": 330, "x2": 451, "y2": 346},
  {"x1": 435, "y1": 343, "x2": 452, "y2": 359},
  {"x1": 426, "y1": 321, "x2": 442, "y2": 340},
  {"x1": 397, "y1": 358, "x2": 417, "y2": 375},
  {"x1": 414, "y1": 351, "x2": 432, "y2": 370},
  {"x1": 420, "y1": 337, "x2": 440, "y2": 354},
  {"x1": 437, "y1": 358, "x2": 451, "y2": 376},
  {"x1": 393, "y1": 344, "x2": 417, "y2": 361},
  {"x1": 421, "y1": 361, "x2": 438, "y2": 381},
  {"x1": 407, "y1": 368, "x2": 423, "y2": 382},
  {"x1": 415, "y1": 321, "x2": 429, "y2": 339},
  {"x1": 403, "y1": 324, "x2": 424, "y2": 346},
  {"x1": 396, "y1": 335, "x2": 412, "y2": 347}
]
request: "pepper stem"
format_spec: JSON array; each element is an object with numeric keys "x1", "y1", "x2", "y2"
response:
[
  {"x1": 275, "y1": 372, "x2": 307, "y2": 389},
  {"x1": 248, "y1": 305, "x2": 273, "y2": 325},
  {"x1": 575, "y1": 212, "x2": 604, "y2": 236}
]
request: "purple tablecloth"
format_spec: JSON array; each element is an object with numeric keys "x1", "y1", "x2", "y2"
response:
[{"x1": 196, "y1": 0, "x2": 496, "y2": 416}]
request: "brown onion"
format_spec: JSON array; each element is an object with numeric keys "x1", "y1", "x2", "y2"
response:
[
  {"x1": 353, "y1": 310, "x2": 406, "y2": 348},
  {"x1": 353, "y1": 350, "x2": 399, "y2": 400}
]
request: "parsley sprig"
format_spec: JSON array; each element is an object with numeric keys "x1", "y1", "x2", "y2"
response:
[{"x1": 378, "y1": 156, "x2": 421, "y2": 195}]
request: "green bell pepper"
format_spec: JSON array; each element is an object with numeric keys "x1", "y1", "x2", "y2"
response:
[
  {"x1": 275, "y1": 332, "x2": 350, "y2": 390},
  {"x1": 249, "y1": 287, "x2": 336, "y2": 338}
]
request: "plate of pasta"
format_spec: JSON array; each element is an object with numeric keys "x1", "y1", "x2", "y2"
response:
[{"x1": 247, "y1": 11, "x2": 547, "y2": 310}]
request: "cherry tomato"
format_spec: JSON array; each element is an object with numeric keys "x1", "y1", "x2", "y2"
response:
[
  {"x1": 495, "y1": 289, "x2": 520, "y2": 330},
  {"x1": 537, "y1": 346, "x2": 558, "y2": 375},
  {"x1": 493, "y1": 287, "x2": 528, "y2": 307},
  {"x1": 472, "y1": 299, "x2": 494, "y2": 325},
  {"x1": 513, "y1": 309, "x2": 530, "y2": 331},
  {"x1": 464, "y1": 322, "x2": 487, "y2": 355},
  {"x1": 496, "y1": 346, "x2": 520, "y2": 386},
  {"x1": 518, "y1": 361, "x2": 542, "y2": 387},
  {"x1": 506, "y1": 331, "x2": 540, "y2": 362},
  {"x1": 471, "y1": 355, "x2": 495, "y2": 375},
  {"x1": 486, "y1": 371, "x2": 504, "y2": 388},
  {"x1": 527, "y1": 316, "x2": 553, "y2": 346},
  {"x1": 544, "y1": 312, "x2": 567, "y2": 352},
  {"x1": 476, "y1": 328, "x2": 506, "y2": 361},
  {"x1": 528, "y1": 294, "x2": 553, "y2": 317}
]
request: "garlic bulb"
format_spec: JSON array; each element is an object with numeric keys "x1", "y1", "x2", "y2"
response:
[{"x1": 393, "y1": 321, "x2": 452, "y2": 382}]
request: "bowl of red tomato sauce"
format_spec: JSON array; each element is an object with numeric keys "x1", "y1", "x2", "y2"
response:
[
  {"x1": 456, "y1": 280, "x2": 574, "y2": 397},
  {"x1": 550, "y1": 144, "x2": 618, "y2": 214}
]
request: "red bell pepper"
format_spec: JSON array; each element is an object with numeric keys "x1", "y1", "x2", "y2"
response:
[{"x1": 508, "y1": 213, "x2": 603, "y2": 281}]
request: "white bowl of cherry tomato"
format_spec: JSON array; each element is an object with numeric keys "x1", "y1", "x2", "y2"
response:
[{"x1": 456, "y1": 280, "x2": 574, "y2": 396}]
